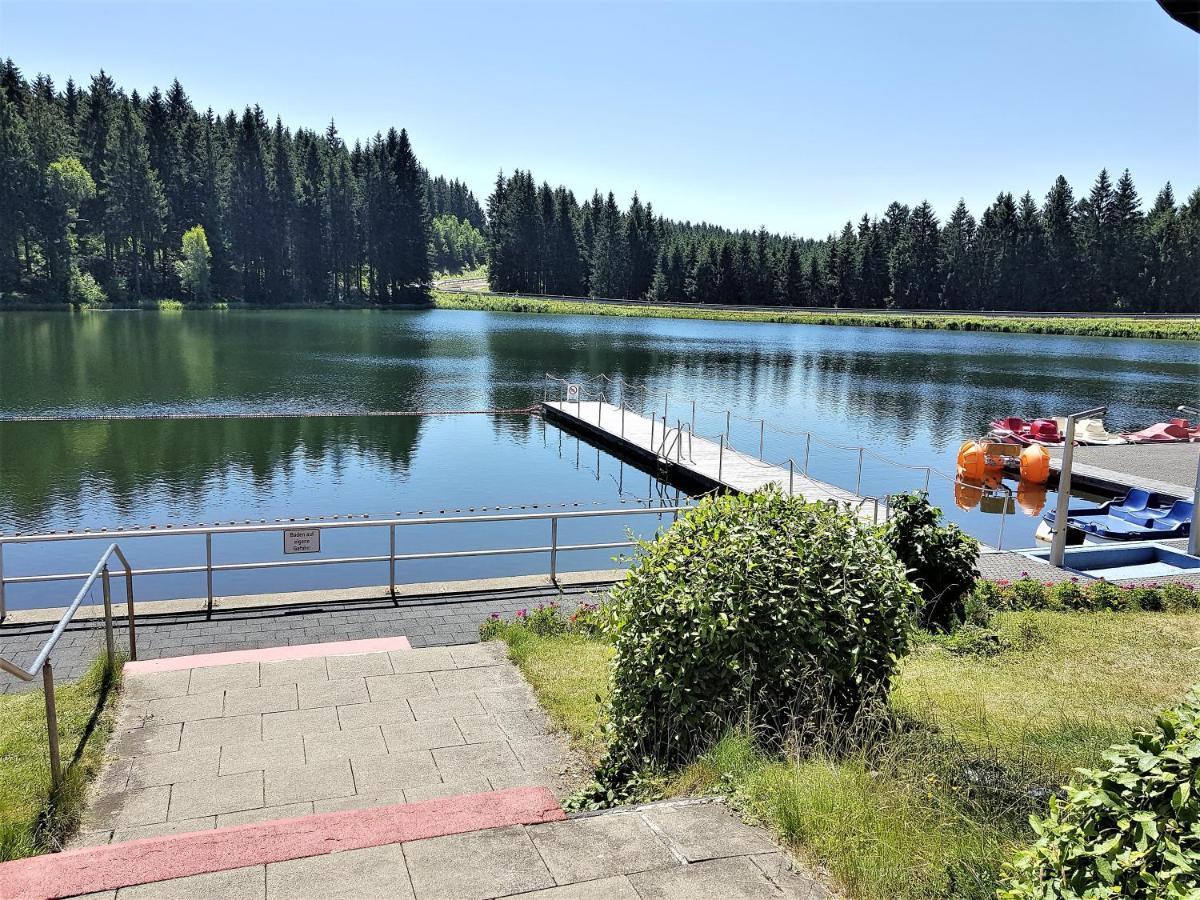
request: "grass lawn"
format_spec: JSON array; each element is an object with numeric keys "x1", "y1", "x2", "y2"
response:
[
  {"x1": 488, "y1": 609, "x2": 1200, "y2": 899},
  {"x1": 0, "y1": 655, "x2": 122, "y2": 861},
  {"x1": 432, "y1": 289, "x2": 1200, "y2": 341}
]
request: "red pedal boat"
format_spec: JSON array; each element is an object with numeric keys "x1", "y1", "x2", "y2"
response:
[{"x1": 988, "y1": 416, "x2": 1065, "y2": 446}]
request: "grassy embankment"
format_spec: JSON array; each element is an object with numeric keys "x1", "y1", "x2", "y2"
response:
[
  {"x1": 486, "y1": 610, "x2": 1200, "y2": 899},
  {"x1": 0, "y1": 655, "x2": 123, "y2": 861},
  {"x1": 432, "y1": 289, "x2": 1200, "y2": 341}
]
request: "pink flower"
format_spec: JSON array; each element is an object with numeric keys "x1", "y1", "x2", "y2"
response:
[{"x1": 516, "y1": 609, "x2": 527, "y2": 618}]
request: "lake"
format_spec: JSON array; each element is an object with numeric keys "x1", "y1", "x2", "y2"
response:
[{"x1": 2, "y1": 308, "x2": 1197, "y2": 608}]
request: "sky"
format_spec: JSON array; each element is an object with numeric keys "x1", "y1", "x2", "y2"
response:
[{"x1": 2, "y1": 0, "x2": 1197, "y2": 237}]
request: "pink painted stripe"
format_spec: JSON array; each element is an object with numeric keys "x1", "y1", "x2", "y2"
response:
[
  {"x1": 0, "y1": 787, "x2": 565, "y2": 900},
  {"x1": 124, "y1": 635, "x2": 413, "y2": 674}
]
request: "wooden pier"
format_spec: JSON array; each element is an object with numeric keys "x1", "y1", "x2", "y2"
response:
[{"x1": 542, "y1": 400, "x2": 882, "y2": 519}]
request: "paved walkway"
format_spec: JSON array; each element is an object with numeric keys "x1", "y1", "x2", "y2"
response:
[
  {"x1": 0, "y1": 584, "x2": 602, "y2": 694},
  {"x1": 1047, "y1": 442, "x2": 1198, "y2": 499},
  {"x1": 0, "y1": 635, "x2": 830, "y2": 898},
  {"x1": 74, "y1": 639, "x2": 587, "y2": 847}
]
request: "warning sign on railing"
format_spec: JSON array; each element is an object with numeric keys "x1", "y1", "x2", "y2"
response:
[
  {"x1": 566, "y1": 384, "x2": 580, "y2": 401},
  {"x1": 283, "y1": 529, "x2": 321, "y2": 554}
]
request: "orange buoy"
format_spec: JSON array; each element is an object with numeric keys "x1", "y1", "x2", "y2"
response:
[
  {"x1": 957, "y1": 440, "x2": 989, "y2": 482},
  {"x1": 1017, "y1": 481, "x2": 1048, "y2": 516},
  {"x1": 1019, "y1": 444, "x2": 1051, "y2": 484}
]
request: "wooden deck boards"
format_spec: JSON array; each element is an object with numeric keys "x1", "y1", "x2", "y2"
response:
[{"x1": 543, "y1": 400, "x2": 878, "y2": 517}]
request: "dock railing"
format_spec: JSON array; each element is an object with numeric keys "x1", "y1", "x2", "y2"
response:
[
  {"x1": 0, "y1": 542, "x2": 136, "y2": 788},
  {"x1": 545, "y1": 373, "x2": 1013, "y2": 548},
  {"x1": 0, "y1": 506, "x2": 691, "y2": 621}
]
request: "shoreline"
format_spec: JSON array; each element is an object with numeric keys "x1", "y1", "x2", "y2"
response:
[{"x1": 4, "y1": 291, "x2": 1197, "y2": 340}]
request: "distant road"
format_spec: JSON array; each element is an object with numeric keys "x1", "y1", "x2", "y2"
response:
[{"x1": 432, "y1": 281, "x2": 1197, "y2": 321}]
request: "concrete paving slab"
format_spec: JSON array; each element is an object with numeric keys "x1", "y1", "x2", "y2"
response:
[
  {"x1": 259, "y1": 656, "x2": 328, "y2": 685},
  {"x1": 336, "y1": 698, "x2": 415, "y2": 731},
  {"x1": 223, "y1": 684, "x2": 298, "y2": 716},
  {"x1": 118, "y1": 865, "x2": 266, "y2": 900},
  {"x1": 408, "y1": 693, "x2": 485, "y2": 721},
  {"x1": 432, "y1": 741, "x2": 524, "y2": 780},
  {"x1": 128, "y1": 748, "x2": 220, "y2": 789},
  {"x1": 751, "y1": 852, "x2": 833, "y2": 898},
  {"x1": 324, "y1": 652, "x2": 393, "y2": 680},
  {"x1": 83, "y1": 785, "x2": 171, "y2": 830},
  {"x1": 454, "y1": 715, "x2": 506, "y2": 745},
  {"x1": 628, "y1": 855, "x2": 785, "y2": 899},
  {"x1": 312, "y1": 789, "x2": 408, "y2": 814},
  {"x1": 349, "y1": 751, "x2": 441, "y2": 794},
  {"x1": 168, "y1": 771, "x2": 264, "y2": 820},
  {"x1": 529, "y1": 813, "x2": 678, "y2": 883},
  {"x1": 388, "y1": 647, "x2": 455, "y2": 673},
  {"x1": 449, "y1": 642, "x2": 505, "y2": 668},
  {"x1": 263, "y1": 760, "x2": 355, "y2": 806},
  {"x1": 145, "y1": 691, "x2": 223, "y2": 726},
  {"x1": 431, "y1": 666, "x2": 521, "y2": 695},
  {"x1": 381, "y1": 719, "x2": 464, "y2": 753},
  {"x1": 401, "y1": 779, "x2": 491, "y2": 804},
  {"x1": 297, "y1": 677, "x2": 368, "y2": 709},
  {"x1": 111, "y1": 724, "x2": 182, "y2": 756},
  {"x1": 266, "y1": 844, "x2": 414, "y2": 899},
  {"x1": 217, "y1": 802, "x2": 314, "y2": 828},
  {"x1": 512, "y1": 874, "x2": 641, "y2": 899},
  {"x1": 180, "y1": 714, "x2": 262, "y2": 749},
  {"x1": 363, "y1": 672, "x2": 437, "y2": 701},
  {"x1": 217, "y1": 737, "x2": 305, "y2": 776},
  {"x1": 187, "y1": 662, "x2": 260, "y2": 695},
  {"x1": 110, "y1": 817, "x2": 215, "y2": 844},
  {"x1": 302, "y1": 725, "x2": 388, "y2": 763},
  {"x1": 260, "y1": 706, "x2": 339, "y2": 741},
  {"x1": 124, "y1": 670, "x2": 191, "y2": 702},
  {"x1": 642, "y1": 802, "x2": 780, "y2": 862},
  {"x1": 403, "y1": 824, "x2": 554, "y2": 900}
]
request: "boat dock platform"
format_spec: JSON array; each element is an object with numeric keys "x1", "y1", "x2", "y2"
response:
[
  {"x1": 541, "y1": 400, "x2": 883, "y2": 520},
  {"x1": 1004, "y1": 442, "x2": 1199, "y2": 500}
]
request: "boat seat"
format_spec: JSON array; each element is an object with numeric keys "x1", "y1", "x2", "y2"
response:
[
  {"x1": 1112, "y1": 489, "x2": 1152, "y2": 515},
  {"x1": 1153, "y1": 500, "x2": 1194, "y2": 531}
]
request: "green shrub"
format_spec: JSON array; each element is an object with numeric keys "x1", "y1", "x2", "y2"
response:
[
  {"x1": 602, "y1": 489, "x2": 918, "y2": 771},
  {"x1": 882, "y1": 492, "x2": 979, "y2": 631},
  {"x1": 999, "y1": 688, "x2": 1200, "y2": 898},
  {"x1": 1162, "y1": 583, "x2": 1200, "y2": 612},
  {"x1": 66, "y1": 269, "x2": 106, "y2": 306},
  {"x1": 478, "y1": 600, "x2": 608, "y2": 641}
]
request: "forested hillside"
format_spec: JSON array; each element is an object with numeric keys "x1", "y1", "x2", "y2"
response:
[
  {"x1": 487, "y1": 171, "x2": 1200, "y2": 313},
  {"x1": 2, "y1": 59, "x2": 1196, "y2": 313},
  {"x1": 0, "y1": 61, "x2": 485, "y2": 305}
]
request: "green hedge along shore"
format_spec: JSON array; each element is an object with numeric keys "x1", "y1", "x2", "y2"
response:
[{"x1": 432, "y1": 289, "x2": 1200, "y2": 341}]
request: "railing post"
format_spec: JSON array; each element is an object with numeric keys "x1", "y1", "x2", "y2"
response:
[
  {"x1": 759, "y1": 419, "x2": 765, "y2": 459},
  {"x1": 924, "y1": 467, "x2": 931, "y2": 494},
  {"x1": 691, "y1": 399, "x2": 696, "y2": 431},
  {"x1": 803, "y1": 434, "x2": 811, "y2": 476},
  {"x1": 549, "y1": 517, "x2": 558, "y2": 581},
  {"x1": 997, "y1": 496, "x2": 1007, "y2": 551},
  {"x1": 389, "y1": 524, "x2": 396, "y2": 599},
  {"x1": 856, "y1": 448, "x2": 864, "y2": 497},
  {"x1": 620, "y1": 399, "x2": 626, "y2": 438},
  {"x1": 664, "y1": 392, "x2": 668, "y2": 420},
  {"x1": 43, "y1": 660, "x2": 61, "y2": 789},
  {"x1": 0, "y1": 542, "x2": 6, "y2": 621},
  {"x1": 725, "y1": 409, "x2": 731, "y2": 438},
  {"x1": 124, "y1": 564, "x2": 137, "y2": 661},
  {"x1": 718, "y1": 434, "x2": 725, "y2": 483},
  {"x1": 205, "y1": 532, "x2": 214, "y2": 619},
  {"x1": 597, "y1": 398, "x2": 603, "y2": 427},
  {"x1": 101, "y1": 565, "x2": 114, "y2": 665},
  {"x1": 789, "y1": 459, "x2": 794, "y2": 495}
]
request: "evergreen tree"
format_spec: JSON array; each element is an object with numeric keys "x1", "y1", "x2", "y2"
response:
[
  {"x1": 0, "y1": 92, "x2": 34, "y2": 289},
  {"x1": 104, "y1": 99, "x2": 166, "y2": 297}
]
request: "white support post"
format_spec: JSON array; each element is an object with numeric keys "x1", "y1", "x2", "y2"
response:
[
  {"x1": 1190, "y1": 453, "x2": 1200, "y2": 557},
  {"x1": 1050, "y1": 406, "x2": 1106, "y2": 568}
]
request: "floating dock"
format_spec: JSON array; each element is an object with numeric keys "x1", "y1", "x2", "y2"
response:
[
  {"x1": 1002, "y1": 442, "x2": 1199, "y2": 500},
  {"x1": 542, "y1": 400, "x2": 881, "y2": 518}
]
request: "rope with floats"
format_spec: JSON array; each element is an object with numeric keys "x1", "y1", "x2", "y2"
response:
[{"x1": 0, "y1": 406, "x2": 543, "y2": 423}]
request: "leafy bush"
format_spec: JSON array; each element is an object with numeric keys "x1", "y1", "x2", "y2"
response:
[
  {"x1": 602, "y1": 489, "x2": 918, "y2": 771},
  {"x1": 66, "y1": 269, "x2": 106, "y2": 306},
  {"x1": 882, "y1": 492, "x2": 979, "y2": 632},
  {"x1": 977, "y1": 578, "x2": 1197, "y2": 614},
  {"x1": 999, "y1": 688, "x2": 1200, "y2": 897}
]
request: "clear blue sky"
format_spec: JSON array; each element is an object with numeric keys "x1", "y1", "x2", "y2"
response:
[{"x1": 2, "y1": 0, "x2": 1196, "y2": 236}]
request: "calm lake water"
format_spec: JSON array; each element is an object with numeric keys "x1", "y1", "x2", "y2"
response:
[{"x1": 2, "y1": 309, "x2": 1197, "y2": 608}]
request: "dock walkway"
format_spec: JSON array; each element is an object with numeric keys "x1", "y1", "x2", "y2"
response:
[{"x1": 543, "y1": 400, "x2": 874, "y2": 514}]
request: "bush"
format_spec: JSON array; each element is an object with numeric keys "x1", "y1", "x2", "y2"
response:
[
  {"x1": 602, "y1": 489, "x2": 918, "y2": 771},
  {"x1": 974, "y1": 578, "x2": 1197, "y2": 614},
  {"x1": 882, "y1": 492, "x2": 980, "y2": 632},
  {"x1": 478, "y1": 600, "x2": 608, "y2": 641},
  {"x1": 66, "y1": 269, "x2": 106, "y2": 307},
  {"x1": 999, "y1": 688, "x2": 1200, "y2": 897}
]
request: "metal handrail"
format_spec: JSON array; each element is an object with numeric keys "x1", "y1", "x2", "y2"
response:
[
  {"x1": 0, "y1": 506, "x2": 692, "y2": 619},
  {"x1": 0, "y1": 542, "x2": 136, "y2": 788}
]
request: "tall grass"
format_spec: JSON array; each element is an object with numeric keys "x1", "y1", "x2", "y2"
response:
[
  {"x1": 0, "y1": 654, "x2": 123, "y2": 860},
  {"x1": 432, "y1": 290, "x2": 1200, "y2": 341}
]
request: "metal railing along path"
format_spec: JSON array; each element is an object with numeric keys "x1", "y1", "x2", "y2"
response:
[
  {"x1": 0, "y1": 506, "x2": 691, "y2": 621},
  {"x1": 0, "y1": 543, "x2": 136, "y2": 789}
]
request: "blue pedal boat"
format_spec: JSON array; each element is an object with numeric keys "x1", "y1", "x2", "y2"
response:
[{"x1": 1041, "y1": 489, "x2": 1193, "y2": 543}]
